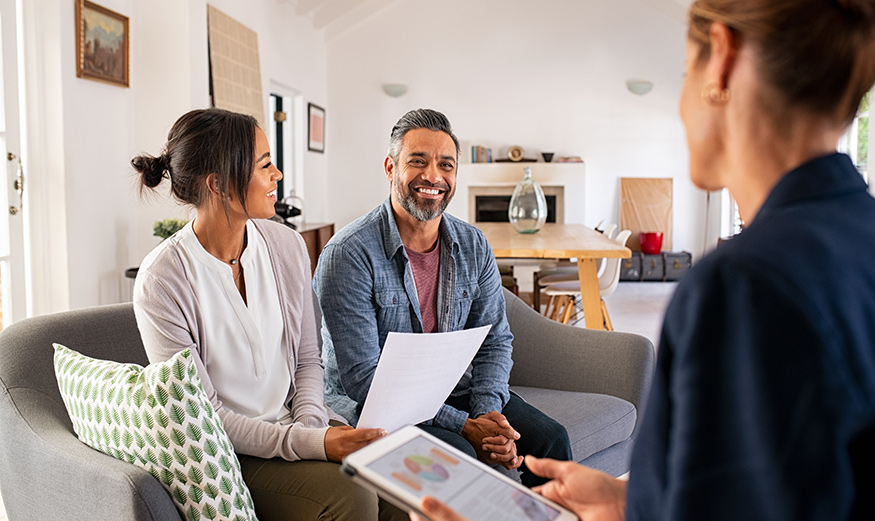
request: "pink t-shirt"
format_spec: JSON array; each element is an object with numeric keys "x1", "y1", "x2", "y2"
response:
[{"x1": 405, "y1": 243, "x2": 441, "y2": 333}]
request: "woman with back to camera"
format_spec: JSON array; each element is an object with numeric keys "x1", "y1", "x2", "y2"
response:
[
  {"x1": 414, "y1": 0, "x2": 875, "y2": 520},
  {"x1": 132, "y1": 108, "x2": 405, "y2": 521}
]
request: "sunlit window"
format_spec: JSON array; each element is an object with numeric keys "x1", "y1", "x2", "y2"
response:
[{"x1": 839, "y1": 90, "x2": 870, "y2": 182}]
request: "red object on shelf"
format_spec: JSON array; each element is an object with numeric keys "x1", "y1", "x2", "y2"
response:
[{"x1": 639, "y1": 232, "x2": 664, "y2": 255}]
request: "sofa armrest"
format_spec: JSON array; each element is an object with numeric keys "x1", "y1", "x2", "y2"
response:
[
  {"x1": 503, "y1": 288, "x2": 655, "y2": 417},
  {"x1": 0, "y1": 387, "x2": 181, "y2": 521}
]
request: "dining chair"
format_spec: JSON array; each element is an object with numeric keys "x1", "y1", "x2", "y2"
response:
[
  {"x1": 543, "y1": 230, "x2": 632, "y2": 329},
  {"x1": 532, "y1": 222, "x2": 618, "y2": 311}
]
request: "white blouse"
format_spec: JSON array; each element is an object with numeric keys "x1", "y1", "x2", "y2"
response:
[{"x1": 175, "y1": 220, "x2": 292, "y2": 423}]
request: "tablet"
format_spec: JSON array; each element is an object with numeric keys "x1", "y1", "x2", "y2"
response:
[{"x1": 341, "y1": 425, "x2": 578, "y2": 521}]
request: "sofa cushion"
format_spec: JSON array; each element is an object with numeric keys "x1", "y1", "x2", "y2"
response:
[
  {"x1": 511, "y1": 386, "x2": 636, "y2": 462},
  {"x1": 53, "y1": 344, "x2": 258, "y2": 521}
]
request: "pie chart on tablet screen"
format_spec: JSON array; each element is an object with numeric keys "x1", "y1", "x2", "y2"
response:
[{"x1": 404, "y1": 455, "x2": 450, "y2": 482}]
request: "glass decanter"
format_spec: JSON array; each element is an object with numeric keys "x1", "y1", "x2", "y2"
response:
[{"x1": 508, "y1": 166, "x2": 547, "y2": 234}]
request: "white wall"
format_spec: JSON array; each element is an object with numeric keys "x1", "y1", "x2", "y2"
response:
[
  {"x1": 325, "y1": 0, "x2": 708, "y2": 257},
  {"x1": 26, "y1": 0, "x2": 329, "y2": 312}
]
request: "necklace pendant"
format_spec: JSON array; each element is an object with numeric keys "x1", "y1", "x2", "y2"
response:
[{"x1": 230, "y1": 259, "x2": 237, "y2": 265}]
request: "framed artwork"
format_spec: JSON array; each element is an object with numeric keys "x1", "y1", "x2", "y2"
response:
[
  {"x1": 308, "y1": 103, "x2": 325, "y2": 153},
  {"x1": 76, "y1": 0, "x2": 129, "y2": 87}
]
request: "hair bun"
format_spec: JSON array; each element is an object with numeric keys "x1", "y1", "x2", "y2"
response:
[
  {"x1": 131, "y1": 153, "x2": 169, "y2": 188},
  {"x1": 835, "y1": 0, "x2": 875, "y2": 20}
]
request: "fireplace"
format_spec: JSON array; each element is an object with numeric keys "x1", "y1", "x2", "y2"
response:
[{"x1": 468, "y1": 185, "x2": 565, "y2": 224}]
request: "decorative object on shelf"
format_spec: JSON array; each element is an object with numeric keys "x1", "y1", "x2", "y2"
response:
[
  {"x1": 639, "y1": 232, "x2": 664, "y2": 254},
  {"x1": 308, "y1": 102, "x2": 325, "y2": 153},
  {"x1": 625, "y1": 79, "x2": 654, "y2": 96},
  {"x1": 507, "y1": 145, "x2": 525, "y2": 162},
  {"x1": 152, "y1": 218, "x2": 188, "y2": 240},
  {"x1": 381, "y1": 83, "x2": 408, "y2": 97},
  {"x1": 508, "y1": 166, "x2": 548, "y2": 234},
  {"x1": 557, "y1": 156, "x2": 584, "y2": 163},
  {"x1": 541, "y1": 152, "x2": 554, "y2": 163},
  {"x1": 76, "y1": 0, "x2": 129, "y2": 87}
]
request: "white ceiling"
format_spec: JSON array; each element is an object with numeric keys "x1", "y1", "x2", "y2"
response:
[{"x1": 280, "y1": 0, "x2": 694, "y2": 40}]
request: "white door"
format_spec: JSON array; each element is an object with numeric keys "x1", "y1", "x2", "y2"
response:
[{"x1": 0, "y1": 0, "x2": 24, "y2": 330}]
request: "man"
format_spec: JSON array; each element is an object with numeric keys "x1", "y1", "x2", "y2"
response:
[{"x1": 313, "y1": 108, "x2": 572, "y2": 487}]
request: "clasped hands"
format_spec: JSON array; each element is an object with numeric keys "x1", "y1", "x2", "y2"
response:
[{"x1": 461, "y1": 411, "x2": 523, "y2": 470}]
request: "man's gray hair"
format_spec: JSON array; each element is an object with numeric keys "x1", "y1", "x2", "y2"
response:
[{"x1": 387, "y1": 109, "x2": 461, "y2": 163}]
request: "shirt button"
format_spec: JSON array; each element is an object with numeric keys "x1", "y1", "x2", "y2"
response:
[
  {"x1": 393, "y1": 297, "x2": 397, "y2": 304},
  {"x1": 462, "y1": 291, "x2": 468, "y2": 298}
]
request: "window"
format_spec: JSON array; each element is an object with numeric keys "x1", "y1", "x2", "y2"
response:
[{"x1": 839, "y1": 90, "x2": 870, "y2": 182}]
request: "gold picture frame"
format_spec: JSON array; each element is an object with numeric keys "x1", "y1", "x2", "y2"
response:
[{"x1": 76, "y1": 0, "x2": 129, "y2": 87}]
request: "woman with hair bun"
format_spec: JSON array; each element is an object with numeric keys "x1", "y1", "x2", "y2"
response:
[
  {"x1": 132, "y1": 108, "x2": 404, "y2": 521},
  {"x1": 412, "y1": 1, "x2": 875, "y2": 520}
]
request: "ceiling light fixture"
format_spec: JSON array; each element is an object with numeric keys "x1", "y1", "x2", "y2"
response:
[
  {"x1": 382, "y1": 83, "x2": 408, "y2": 97},
  {"x1": 625, "y1": 79, "x2": 654, "y2": 96}
]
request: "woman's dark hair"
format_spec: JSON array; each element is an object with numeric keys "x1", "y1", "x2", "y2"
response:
[
  {"x1": 688, "y1": 0, "x2": 875, "y2": 124},
  {"x1": 132, "y1": 108, "x2": 259, "y2": 216}
]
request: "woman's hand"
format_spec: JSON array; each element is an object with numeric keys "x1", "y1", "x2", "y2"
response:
[
  {"x1": 529, "y1": 456, "x2": 627, "y2": 521},
  {"x1": 324, "y1": 425, "x2": 387, "y2": 462}
]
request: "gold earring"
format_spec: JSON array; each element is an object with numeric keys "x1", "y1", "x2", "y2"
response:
[{"x1": 702, "y1": 84, "x2": 730, "y2": 106}]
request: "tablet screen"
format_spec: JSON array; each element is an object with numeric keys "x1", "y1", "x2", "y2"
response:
[{"x1": 366, "y1": 434, "x2": 561, "y2": 521}]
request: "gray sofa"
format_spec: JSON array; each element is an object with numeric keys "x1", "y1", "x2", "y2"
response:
[{"x1": 0, "y1": 289, "x2": 654, "y2": 520}]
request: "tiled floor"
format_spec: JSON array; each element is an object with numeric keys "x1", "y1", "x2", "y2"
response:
[
  {"x1": 600, "y1": 281, "x2": 677, "y2": 349},
  {"x1": 0, "y1": 282, "x2": 674, "y2": 519}
]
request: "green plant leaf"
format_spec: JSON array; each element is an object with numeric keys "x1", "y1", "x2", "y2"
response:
[
  {"x1": 186, "y1": 399, "x2": 201, "y2": 420},
  {"x1": 219, "y1": 476, "x2": 233, "y2": 495},
  {"x1": 202, "y1": 503, "x2": 217, "y2": 520},
  {"x1": 157, "y1": 431, "x2": 171, "y2": 449},
  {"x1": 155, "y1": 386, "x2": 170, "y2": 407}
]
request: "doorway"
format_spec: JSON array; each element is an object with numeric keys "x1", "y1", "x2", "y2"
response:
[{"x1": 0, "y1": 0, "x2": 25, "y2": 330}]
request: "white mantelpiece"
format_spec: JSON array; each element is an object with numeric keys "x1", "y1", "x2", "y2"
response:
[{"x1": 447, "y1": 162, "x2": 586, "y2": 225}]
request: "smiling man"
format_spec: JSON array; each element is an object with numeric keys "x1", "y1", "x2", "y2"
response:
[{"x1": 313, "y1": 109, "x2": 571, "y2": 487}]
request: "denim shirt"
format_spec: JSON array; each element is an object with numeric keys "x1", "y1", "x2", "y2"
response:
[{"x1": 313, "y1": 198, "x2": 513, "y2": 433}]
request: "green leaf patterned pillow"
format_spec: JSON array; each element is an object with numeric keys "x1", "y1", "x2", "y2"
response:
[{"x1": 53, "y1": 344, "x2": 258, "y2": 521}]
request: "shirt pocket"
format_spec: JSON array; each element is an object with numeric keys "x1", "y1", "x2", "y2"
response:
[
  {"x1": 454, "y1": 282, "x2": 480, "y2": 329},
  {"x1": 375, "y1": 289, "x2": 413, "y2": 333}
]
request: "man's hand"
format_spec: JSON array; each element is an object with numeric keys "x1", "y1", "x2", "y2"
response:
[
  {"x1": 410, "y1": 496, "x2": 471, "y2": 521},
  {"x1": 324, "y1": 425, "x2": 387, "y2": 462},
  {"x1": 461, "y1": 411, "x2": 523, "y2": 469},
  {"x1": 529, "y1": 456, "x2": 627, "y2": 521}
]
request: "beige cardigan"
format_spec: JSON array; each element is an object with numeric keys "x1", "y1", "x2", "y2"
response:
[{"x1": 133, "y1": 219, "x2": 329, "y2": 461}]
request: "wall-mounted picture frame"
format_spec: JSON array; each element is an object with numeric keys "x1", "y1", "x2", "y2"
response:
[
  {"x1": 76, "y1": 0, "x2": 129, "y2": 88},
  {"x1": 308, "y1": 103, "x2": 325, "y2": 153}
]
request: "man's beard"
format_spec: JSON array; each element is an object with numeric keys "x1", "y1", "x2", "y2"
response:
[{"x1": 394, "y1": 177, "x2": 454, "y2": 222}]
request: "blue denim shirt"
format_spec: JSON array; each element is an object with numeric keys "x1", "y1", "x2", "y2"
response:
[{"x1": 313, "y1": 198, "x2": 513, "y2": 433}]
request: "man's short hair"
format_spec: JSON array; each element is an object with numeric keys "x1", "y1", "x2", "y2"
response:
[{"x1": 387, "y1": 109, "x2": 461, "y2": 164}]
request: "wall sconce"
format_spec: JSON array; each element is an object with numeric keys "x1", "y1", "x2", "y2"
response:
[
  {"x1": 625, "y1": 79, "x2": 654, "y2": 96},
  {"x1": 382, "y1": 83, "x2": 408, "y2": 97}
]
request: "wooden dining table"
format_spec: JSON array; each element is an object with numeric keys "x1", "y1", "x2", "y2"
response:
[{"x1": 476, "y1": 222, "x2": 632, "y2": 330}]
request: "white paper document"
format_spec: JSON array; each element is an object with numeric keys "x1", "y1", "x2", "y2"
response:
[{"x1": 357, "y1": 325, "x2": 492, "y2": 432}]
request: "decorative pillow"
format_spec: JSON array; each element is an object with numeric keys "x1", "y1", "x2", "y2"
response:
[{"x1": 53, "y1": 344, "x2": 258, "y2": 521}]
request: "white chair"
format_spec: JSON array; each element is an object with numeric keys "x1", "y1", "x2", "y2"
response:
[
  {"x1": 533, "y1": 222, "x2": 618, "y2": 311},
  {"x1": 544, "y1": 230, "x2": 632, "y2": 329}
]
